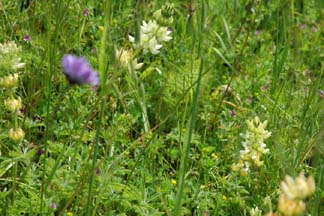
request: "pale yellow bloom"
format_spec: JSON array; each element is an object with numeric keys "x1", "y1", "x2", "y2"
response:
[
  {"x1": 8, "y1": 128, "x2": 25, "y2": 142},
  {"x1": 0, "y1": 73, "x2": 19, "y2": 88},
  {"x1": 250, "y1": 206, "x2": 262, "y2": 216},
  {"x1": 116, "y1": 48, "x2": 143, "y2": 70},
  {"x1": 0, "y1": 41, "x2": 25, "y2": 70},
  {"x1": 280, "y1": 173, "x2": 315, "y2": 200},
  {"x1": 4, "y1": 97, "x2": 22, "y2": 112},
  {"x1": 277, "y1": 173, "x2": 315, "y2": 216},
  {"x1": 278, "y1": 193, "x2": 305, "y2": 216}
]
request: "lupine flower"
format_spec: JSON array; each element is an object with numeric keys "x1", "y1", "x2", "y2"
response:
[
  {"x1": 280, "y1": 173, "x2": 315, "y2": 200},
  {"x1": 250, "y1": 207, "x2": 262, "y2": 216},
  {"x1": 61, "y1": 55, "x2": 99, "y2": 86},
  {"x1": 129, "y1": 20, "x2": 172, "y2": 55},
  {"x1": 4, "y1": 97, "x2": 22, "y2": 112},
  {"x1": 0, "y1": 73, "x2": 19, "y2": 88},
  {"x1": 8, "y1": 128, "x2": 25, "y2": 142},
  {"x1": 232, "y1": 116, "x2": 271, "y2": 174},
  {"x1": 116, "y1": 48, "x2": 144, "y2": 70},
  {"x1": 0, "y1": 41, "x2": 25, "y2": 70},
  {"x1": 278, "y1": 173, "x2": 315, "y2": 216}
]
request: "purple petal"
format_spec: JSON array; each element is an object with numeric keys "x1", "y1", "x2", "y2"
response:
[{"x1": 62, "y1": 55, "x2": 99, "y2": 86}]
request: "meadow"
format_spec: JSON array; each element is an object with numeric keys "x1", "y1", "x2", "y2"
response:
[{"x1": 0, "y1": 0, "x2": 323, "y2": 215}]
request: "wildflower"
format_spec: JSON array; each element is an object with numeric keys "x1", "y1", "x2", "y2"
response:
[
  {"x1": 250, "y1": 207, "x2": 262, "y2": 216},
  {"x1": 255, "y1": 30, "x2": 261, "y2": 36},
  {"x1": 39, "y1": 149, "x2": 45, "y2": 155},
  {"x1": 61, "y1": 54, "x2": 99, "y2": 86},
  {"x1": 116, "y1": 48, "x2": 143, "y2": 70},
  {"x1": 278, "y1": 173, "x2": 315, "y2": 216},
  {"x1": 231, "y1": 110, "x2": 236, "y2": 117},
  {"x1": 0, "y1": 73, "x2": 19, "y2": 88},
  {"x1": 23, "y1": 35, "x2": 30, "y2": 42},
  {"x1": 232, "y1": 116, "x2": 271, "y2": 174},
  {"x1": 96, "y1": 168, "x2": 101, "y2": 175},
  {"x1": 280, "y1": 173, "x2": 315, "y2": 200},
  {"x1": 300, "y1": 24, "x2": 306, "y2": 30},
  {"x1": 83, "y1": 8, "x2": 89, "y2": 17},
  {"x1": 98, "y1": 26, "x2": 104, "y2": 32},
  {"x1": 67, "y1": 212, "x2": 73, "y2": 216},
  {"x1": 311, "y1": 26, "x2": 318, "y2": 33},
  {"x1": 211, "y1": 153, "x2": 218, "y2": 160},
  {"x1": 0, "y1": 41, "x2": 25, "y2": 70},
  {"x1": 50, "y1": 202, "x2": 57, "y2": 209},
  {"x1": 4, "y1": 97, "x2": 22, "y2": 112},
  {"x1": 129, "y1": 20, "x2": 172, "y2": 55},
  {"x1": 171, "y1": 179, "x2": 177, "y2": 186},
  {"x1": 8, "y1": 128, "x2": 25, "y2": 142}
]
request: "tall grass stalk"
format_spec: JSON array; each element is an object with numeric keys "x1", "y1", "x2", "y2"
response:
[
  {"x1": 40, "y1": 0, "x2": 63, "y2": 213},
  {"x1": 173, "y1": 1, "x2": 206, "y2": 214},
  {"x1": 85, "y1": 0, "x2": 111, "y2": 215}
]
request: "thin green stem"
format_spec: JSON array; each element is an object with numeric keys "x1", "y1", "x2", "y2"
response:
[{"x1": 85, "y1": 0, "x2": 111, "y2": 215}]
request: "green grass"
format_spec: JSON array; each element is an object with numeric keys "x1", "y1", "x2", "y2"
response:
[{"x1": 0, "y1": 0, "x2": 323, "y2": 215}]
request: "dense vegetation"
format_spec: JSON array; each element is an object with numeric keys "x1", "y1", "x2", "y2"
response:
[{"x1": 0, "y1": 0, "x2": 323, "y2": 215}]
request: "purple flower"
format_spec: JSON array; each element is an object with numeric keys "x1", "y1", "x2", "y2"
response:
[
  {"x1": 39, "y1": 149, "x2": 45, "y2": 155},
  {"x1": 231, "y1": 110, "x2": 236, "y2": 117},
  {"x1": 311, "y1": 26, "x2": 318, "y2": 33},
  {"x1": 246, "y1": 97, "x2": 253, "y2": 103},
  {"x1": 96, "y1": 168, "x2": 101, "y2": 175},
  {"x1": 255, "y1": 30, "x2": 261, "y2": 36},
  {"x1": 83, "y1": 9, "x2": 89, "y2": 17},
  {"x1": 23, "y1": 35, "x2": 30, "y2": 42},
  {"x1": 50, "y1": 202, "x2": 57, "y2": 209},
  {"x1": 62, "y1": 55, "x2": 99, "y2": 86}
]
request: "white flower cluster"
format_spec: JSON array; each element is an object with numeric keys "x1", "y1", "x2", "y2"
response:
[
  {"x1": 129, "y1": 20, "x2": 172, "y2": 55},
  {"x1": 232, "y1": 116, "x2": 271, "y2": 175},
  {"x1": 278, "y1": 173, "x2": 315, "y2": 216},
  {"x1": 0, "y1": 41, "x2": 25, "y2": 70}
]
